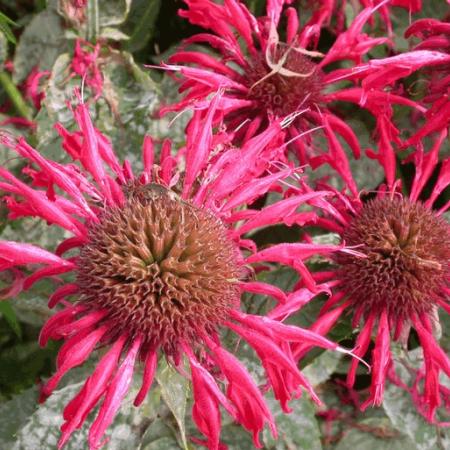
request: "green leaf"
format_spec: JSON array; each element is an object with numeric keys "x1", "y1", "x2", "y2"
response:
[
  {"x1": 0, "y1": 341, "x2": 57, "y2": 397},
  {"x1": 0, "y1": 30, "x2": 8, "y2": 69},
  {"x1": 99, "y1": 27, "x2": 130, "y2": 41},
  {"x1": 244, "y1": 266, "x2": 298, "y2": 316},
  {"x1": 0, "y1": 11, "x2": 17, "y2": 44},
  {"x1": 0, "y1": 386, "x2": 39, "y2": 447},
  {"x1": 124, "y1": 0, "x2": 161, "y2": 52},
  {"x1": 13, "y1": 6, "x2": 68, "y2": 83},
  {"x1": 262, "y1": 395, "x2": 322, "y2": 450},
  {"x1": 147, "y1": 73, "x2": 192, "y2": 146},
  {"x1": 334, "y1": 418, "x2": 414, "y2": 450},
  {"x1": 12, "y1": 280, "x2": 54, "y2": 327},
  {"x1": 1, "y1": 217, "x2": 68, "y2": 252},
  {"x1": 36, "y1": 50, "x2": 159, "y2": 163},
  {"x1": 382, "y1": 348, "x2": 450, "y2": 450},
  {"x1": 0, "y1": 301, "x2": 22, "y2": 339},
  {"x1": 98, "y1": 0, "x2": 132, "y2": 28},
  {"x1": 156, "y1": 360, "x2": 189, "y2": 450},
  {"x1": 218, "y1": 423, "x2": 255, "y2": 450},
  {"x1": 139, "y1": 418, "x2": 181, "y2": 450},
  {"x1": 303, "y1": 351, "x2": 343, "y2": 387},
  {"x1": 8, "y1": 379, "x2": 153, "y2": 449},
  {"x1": 86, "y1": 0, "x2": 100, "y2": 42}
]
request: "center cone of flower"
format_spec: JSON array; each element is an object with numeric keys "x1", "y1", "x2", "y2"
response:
[
  {"x1": 245, "y1": 45, "x2": 322, "y2": 117},
  {"x1": 339, "y1": 197, "x2": 450, "y2": 320},
  {"x1": 77, "y1": 184, "x2": 240, "y2": 354}
]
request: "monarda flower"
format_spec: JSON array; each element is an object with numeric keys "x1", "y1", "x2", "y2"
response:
[
  {"x1": 161, "y1": 0, "x2": 446, "y2": 185},
  {"x1": 404, "y1": 18, "x2": 450, "y2": 145},
  {"x1": 267, "y1": 129, "x2": 450, "y2": 423},
  {"x1": 0, "y1": 98, "x2": 358, "y2": 449},
  {"x1": 70, "y1": 39, "x2": 103, "y2": 99}
]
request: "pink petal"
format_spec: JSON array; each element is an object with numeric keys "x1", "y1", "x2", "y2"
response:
[
  {"x1": 134, "y1": 350, "x2": 157, "y2": 406},
  {"x1": 361, "y1": 310, "x2": 391, "y2": 410},
  {"x1": 41, "y1": 326, "x2": 108, "y2": 400},
  {"x1": 58, "y1": 334, "x2": 127, "y2": 449},
  {"x1": 88, "y1": 336, "x2": 142, "y2": 449}
]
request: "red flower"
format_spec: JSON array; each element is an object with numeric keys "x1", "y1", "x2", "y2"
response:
[
  {"x1": 404, "y1": 18, "x2": 450, "y2": 145},
  {"x1": 161, "y1": 0, "x2": 447, "y2": 185},
  {"x1": 271, "y1": 128, "x2": 450, "y2": 423},
  {"x1": 0, "y1": 96, "x2": 357, "y2": 449},
  {"x1": 70, "y1": 39, "x2": 103, "y2": 98}
]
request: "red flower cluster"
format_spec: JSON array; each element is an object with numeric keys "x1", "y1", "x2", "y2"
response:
[
  {"x1": 0, "y1": 96, "x2": 361, "y2": 449},
  {"x1": 0, "y1": 1, "x2": 449, "y2": 449}
]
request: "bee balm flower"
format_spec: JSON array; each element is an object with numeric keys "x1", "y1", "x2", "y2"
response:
[
  {"x1": 161, "y1": 0, "x2": 443, "y2": 182},
  {"x1": 0, "y1": 97, "x2": 356, "y2": 449},
  {"x1": 271, "y1": 129, "x2": 450, "y2": 423}
]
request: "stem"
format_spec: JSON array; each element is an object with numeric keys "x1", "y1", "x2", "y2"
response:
[
  {"x1": 0, "y1": 72, "x2": 32, "y2": 121},
  {"x1": 86, "y1": 0, "x2": 99, "y2": 42}
]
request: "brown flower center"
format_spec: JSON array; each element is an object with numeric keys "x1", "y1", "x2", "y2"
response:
[
  {"x1": 245, "y1": 44, "x2": 322, "y2": 117},
  {"x1": 339, "y1": 197, "x2": 450, "y2": 320},
  {"x1": 77, "y1": 183, "x2": 240, "y2": 354}
]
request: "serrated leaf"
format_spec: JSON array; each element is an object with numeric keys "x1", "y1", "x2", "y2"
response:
[
  {"x1": 36, "y1": 50, "x2": 159, "y2": 163},
  {"x1": 0, "y1": 11, "x2": 17, "y2": 44},
  {"x1": 303, "y1": 351, "x2": 343, "y2": 387},
  {"x1": 0, "y1": 341, "x2": 57, "y2": 396},
  {"x1": 262, "y1": 395, "x2": 322, "y2": 450},
  {"x1": 0, "y1": 31, "x2": 7, "y2": 68},
  {"x1": 0, "y1": 386, "x2": 39, "y2": 447},
  {"x1": 10, "y1": 379, "x2": 152, "y2": 450},
  {"x1": 13, "y1": 7, "x2": 68, "y2": 83},
  {"x1": 99, "y1": 27, "x2": 130, "y2": 41},
  {"x1": 156, "y1": 360, "x2": 189, "y2": 450},
  {"x1": 334, "y1": 418, "x2": 414, "y2": 450},
  {"x1": 218, "y1": 423, "x2": 255, "y2": 450},
  {"x1": 382, "y1": 348, "x2": 450, "y2": 450},
  {"x1": 0, "y1": 300, "x2": 22, "y2": 338},
  {"x1": 12, "y1": 280, "x2": 54, "y2": 327},
  {"x1": 141, "y1": 436, "x2": 181, "y2": 450},
  {"x1": 98, "y1": 0, "x2": 131, "y2": 28},
  {"x1": 124, "y1": 0, "x2": 161, "y2": 52},
  {"x1": 147, "y1": 73, "x2": 192, "y2": 146},
  {"x1": 139, "y1": 418, "x2": 180, "y2": 450}
]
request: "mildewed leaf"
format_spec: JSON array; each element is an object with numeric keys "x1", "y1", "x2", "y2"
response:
[
  {"x1": 0, "y1": 386, "x2": 39, "y2": 447},
  {"x1": 156, "y1": 360, "x2": 189, "y2": 450},
  {"x1": 334, "y1": 418, "x2": 414, "y2": 450},
  {"x1": 262, "y1": 395, "x2": 322, "y2": 450},
  {"x1": 12, "y1": 6, "x2": 68, "y2": 83},
  {"x1": 0, "y1": 30, "x2": 9, "y2": 69},
  {"x1": 382, "y1": 348, "x2": 450, "y2": 450},
  {"x1": 9, "y1": 378, "x2": 154, "y2": 450}
]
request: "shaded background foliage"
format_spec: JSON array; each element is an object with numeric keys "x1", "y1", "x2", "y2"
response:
[{"x1": 0, "y1": 0, "x2": 449, "y2": 449}]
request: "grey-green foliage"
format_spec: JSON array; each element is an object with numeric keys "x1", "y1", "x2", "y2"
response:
[
  {"x1": 12, "y1": 6, "x2": 68, "y2": 84},
  {"x1": 0, "y1": 31, "x2": 7, "y2": 69},
  {"x1": 334, "y1": 418, "x2": 414, "y2": 450},
  {"x1": 156, "y1": 360, "x2": 190, "y2": 450},
  {"x1": 382, "y1": 348, "x2": 450, "y2": 450},
  {"x1": 36, "y1": 49, "x2": 159, "y2": 164},
  {"x1": 2, "y1": 364, "x2": 163, "y2": 450},
  {"x1": 262, "y1": 395, "x2": 322, "y2": 450}
]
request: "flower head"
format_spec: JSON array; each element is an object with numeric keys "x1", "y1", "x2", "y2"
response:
[
  {"x1": 161, "y1": 0, "x2": 447, "y2": 186},
  {"x1": 272, "y1": 129, "x2": 450, "y2": 423},
  {"x1": 0, "y1": 96, "x2": 355, "y2": 449},
  {"x1": 404, "y1": 18, "x2": 450, "y2": 145}
]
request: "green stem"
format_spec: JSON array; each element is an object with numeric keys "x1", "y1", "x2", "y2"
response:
[
  {"x1": 86, "y1": 0, "x2": 99, "y2": 42},
  {"x1": 0, "y1": 71, "x2": 32, "y2": 121}
]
